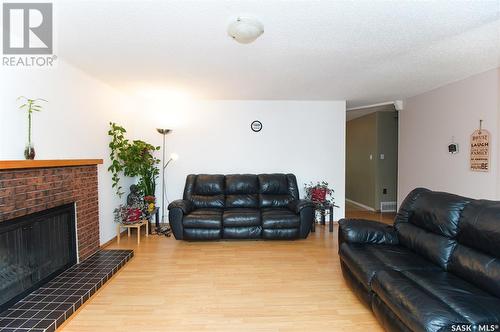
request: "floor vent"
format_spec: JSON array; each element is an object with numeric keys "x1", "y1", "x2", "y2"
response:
[{"x1": 380, "y1": 201, "x2": 397, "y2": 213}]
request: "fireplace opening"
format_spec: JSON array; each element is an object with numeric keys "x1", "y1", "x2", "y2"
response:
[{"x1": 0, "y1": 203, "x2": 77, "y2": 313}]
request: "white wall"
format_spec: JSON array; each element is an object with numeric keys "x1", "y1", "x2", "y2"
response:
[
  {"x1": 0, "y1": 61, "x2": 137, "y2": 244},
  {"x1": 398, "y1": 68, "x2": 500, "y2": 204},
  {"x1": 0, "y1": 61, "x2": 346, "y2": 243},
  {"x1": 134, "y1": 100, "x2": 347, "y2": 220}
]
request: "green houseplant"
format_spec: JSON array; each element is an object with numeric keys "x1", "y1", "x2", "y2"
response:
[
  {"x1": 17, "y1": 96, "x2": 47, "y2": 159},
  {"x1": 108, "y1": 122, "x2": 160, "y2": 198}
]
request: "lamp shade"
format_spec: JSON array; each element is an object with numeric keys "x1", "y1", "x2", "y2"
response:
[
  {"x1": 227, "y1": 17, "x2": 264, "y2": 44},
  {"x1": 156, "y1": 128, "x2": 171, "y2": 135}
]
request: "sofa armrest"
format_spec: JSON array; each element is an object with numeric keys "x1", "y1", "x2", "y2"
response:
[
  {"x1": 338, "y1": 219, "x2": 398, "y2": 246},
  {"x1": 288, "y1": 199, "x2": 315, "y2": 214},
  {"x1": 167, "y1": 199, "x2": 194, "y2": 240},
  {"x1": 286, "y1": 200, "x2": 315, "y2": 239},
  {"x1": 168, "y1": 199, "x2": 194, "y2": 214}
]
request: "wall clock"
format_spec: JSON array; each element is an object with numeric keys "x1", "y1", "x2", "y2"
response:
[{"x1": 251, "y1": 120, "x2": 262, "y2": 132}]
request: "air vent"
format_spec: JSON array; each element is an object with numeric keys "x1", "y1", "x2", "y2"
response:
[{"x1": 380, "y1": 201, "x2": 397, "y2": 213}]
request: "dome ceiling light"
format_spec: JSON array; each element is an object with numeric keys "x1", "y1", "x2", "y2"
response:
[{"x1": 227, "y1": 17, "x2": 264, "y2": 44}]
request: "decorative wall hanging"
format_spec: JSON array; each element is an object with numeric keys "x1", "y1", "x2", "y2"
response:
[
  {"x1": 448, "y1": 136, "x2": 459, "y2": 154},
  {"x1": 251, "y1": 120, "x2": 262, "y2": 132},
  {"x1": 470, "y1": 120, "x2": 490, "y2": 172}
]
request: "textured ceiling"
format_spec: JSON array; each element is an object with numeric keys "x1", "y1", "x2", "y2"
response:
[{"x1": 57, "y1": 0, "x2": 500, "y2": 107}]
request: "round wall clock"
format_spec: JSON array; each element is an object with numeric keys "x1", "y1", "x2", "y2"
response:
[{"x1": 251, "y1": 120, "x2": 262, "y2": 132}]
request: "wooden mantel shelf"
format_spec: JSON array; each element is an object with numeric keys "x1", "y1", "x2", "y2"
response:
[{"x1": 0, "y1": 159, "x2": 104, "y2": 170}]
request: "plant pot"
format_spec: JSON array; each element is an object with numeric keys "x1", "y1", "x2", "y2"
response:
[{"x1": 24, "y1": 143, "x2": 35, "y2": 160}]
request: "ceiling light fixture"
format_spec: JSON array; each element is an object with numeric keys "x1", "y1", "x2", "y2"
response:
[{"x1": 227, "y1": 17, "x2": 264, "y2": 44}]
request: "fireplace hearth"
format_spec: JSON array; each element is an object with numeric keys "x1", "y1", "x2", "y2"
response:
[
  {"x1": 0, "y1": 250, "x2": 133, "y2": 332},
  {"x1": 0, "y1": 204, "x2": 77, "y2": 313}
]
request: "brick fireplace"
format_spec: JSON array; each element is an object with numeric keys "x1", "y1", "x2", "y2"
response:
[{"x1": 0, "y1": 160, "x2": 103, "y2": 261}]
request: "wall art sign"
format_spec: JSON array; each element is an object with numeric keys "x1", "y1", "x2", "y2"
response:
[
  {"x1": 470, "y1": 127, "x2": 490, "y2": 172},
  {"x1": 251, "y1": 120, "x2": 262, "y2": 132}
]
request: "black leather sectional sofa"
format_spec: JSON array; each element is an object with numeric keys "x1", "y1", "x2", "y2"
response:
[
  {"x1": 339, "y1": 188, "x2": 500, "y2": 332},
  {"x1": 168, "y1": 174, "x2": 314, "y2": 240}
]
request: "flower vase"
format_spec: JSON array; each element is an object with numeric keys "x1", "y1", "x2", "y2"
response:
[{"x1": 24, "y1": 142, "x2": 36, "y2": 160}]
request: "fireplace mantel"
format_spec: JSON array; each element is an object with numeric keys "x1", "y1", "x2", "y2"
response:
[{"x1": 0, "y1": 159, "x2": 103, "y2": 170}]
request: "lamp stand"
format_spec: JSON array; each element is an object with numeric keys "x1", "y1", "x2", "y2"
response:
[{"x1": 156, "y1": 128, "x2": 172, "y2": 237}]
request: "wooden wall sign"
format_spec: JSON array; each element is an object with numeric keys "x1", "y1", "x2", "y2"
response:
[{"x1": 470, "y1": 127, "x2": 490, "y2": 172}]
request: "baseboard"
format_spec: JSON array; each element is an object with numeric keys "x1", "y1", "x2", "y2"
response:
[
  {"x1": 346, "y1": 199, "x2": 376, "y2": 212},
  {"x1": 100, "y1": 230, "x2": 127, "y2": 248}
]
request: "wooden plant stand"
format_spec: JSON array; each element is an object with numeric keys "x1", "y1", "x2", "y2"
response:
[{"x1": 117, "y1": 220, "x2": 149, "y2": 245}]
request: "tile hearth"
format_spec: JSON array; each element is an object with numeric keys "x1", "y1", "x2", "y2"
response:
[{"x1": 0, "y1": 250, "x2": 133, "y2": 332}]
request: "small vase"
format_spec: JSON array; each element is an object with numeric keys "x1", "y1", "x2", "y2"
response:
[{"x1": 24, "y1": 143, "x2": 35, "y2": 160}]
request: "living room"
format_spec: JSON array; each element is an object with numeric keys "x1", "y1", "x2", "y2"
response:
[{"x1": 0, "y1": 1, "x2": 498, "y2": 331}]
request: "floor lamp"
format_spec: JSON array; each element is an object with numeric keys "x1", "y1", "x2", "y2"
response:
[{"x1": 156, "y1": 128, "x2": 172, "y2": 236}]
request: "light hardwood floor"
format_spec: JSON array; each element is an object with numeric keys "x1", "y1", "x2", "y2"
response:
[{"x1": 60, "y1": 210, "x2": 394, "y2": 332}]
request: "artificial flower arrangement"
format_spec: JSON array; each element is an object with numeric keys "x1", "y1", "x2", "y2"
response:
[
  {"x1": 114, "y1": 195, "x2": 157, "y2": 224},
  {"x1": 304, "y1": 181, "x2": 334, "y2": 207},
  {"x1": 143, "y1": 195, "x2": 156, "y2": 214}
]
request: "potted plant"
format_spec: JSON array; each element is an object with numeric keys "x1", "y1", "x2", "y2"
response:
[
  {"x1": 304, "y1": 181, "x2": 334, "y2": 207},
  {"x1": 17, "y1": 96, "x2": 47, "y2": 160},
  {"x1": 107, "y1": 122, "x2": 160, "y2": 198}
]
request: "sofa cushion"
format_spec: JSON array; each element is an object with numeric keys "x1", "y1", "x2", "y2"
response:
[
  {"x1": 394, "y1": 187, "x2": 430, "y2": 224},
  {"x1": 259, "y1": 174, "x2": 289, "y2": 194},
  {"x1": 448, "y1": 244, "x2": 500, "y2": 298},
  {"x1": 372, "y1": 295, "x2": 413, "y2": 332},
  {"x1": 190, "y1": 194, "x2": 225, "y2": 209},
  {"x1": 190, "y1": 175, "x2": 225, "y2": 209},
  {"x1": 403, "y1": 270, "x2": 500, "y2": 323},
  {"x1": 225, "y1": 174, "x2": 259, "y2": 193},
  {"x1": 183, "y1": 228, "x2": 221, "y2": 240},
  {"x1": 183, "y1": 209, "x2": 222, "y2": 229},
  {"x1": 225, "y1": 175, "x2": 259, "y2": 208},
  {"x1": 262, "y1": 228, "x2": 299, "y2": 239},
  {"x1": 339, "y1": 243, "x2": 441, "y2": 290},
  {"x1": 223, "y1": 209, "x2": 261, "y2": 227},
  {"x1": 396, "y1": 222, "x2": 457, "y2": 270},
  {"x1": 258, "y1": 174, "x2": 294, "y2": 208},
  {"x1": 409, "y1": 191, "x2": 470, "y2": 237},
  {"x1": 372, "y1": 270, "x2": 500, "y2": 332},
  {"x1": 372, "y1": 270, "x2": 464, "y2": 332},
  {"x1": 456, "y1": 200, "x2": 500, "y2": 257},
  {"x1": 194, "y1": 174, "x2": 225, "y2": 195},
  {"x1": 261, "y1": 208, "x2": 300, "y2": 229},
  {"x1": 226, "y1": 194, "x2": 258, "y2": 209},
  {"x1": 223, "y1": 226, "x2": 262, "y2": 239},
  {"x1": 394, "y1": 190, "x2": 470, "y2": 270},
  {"x1": 448, "y1": 200, "x2": 500, "y2": 297}
]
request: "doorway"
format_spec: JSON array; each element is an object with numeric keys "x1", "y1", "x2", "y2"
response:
[{"x1": 345, "y1": 104, "x2": 399, "y2": 218}]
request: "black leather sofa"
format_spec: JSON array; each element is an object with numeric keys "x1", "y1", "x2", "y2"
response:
[
  {"x1": 168, "y1": 174, "x2": 315, "y2": 240},
  {"x1": 339, "y1": 188, "x2": 500, "y2": 332}
]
